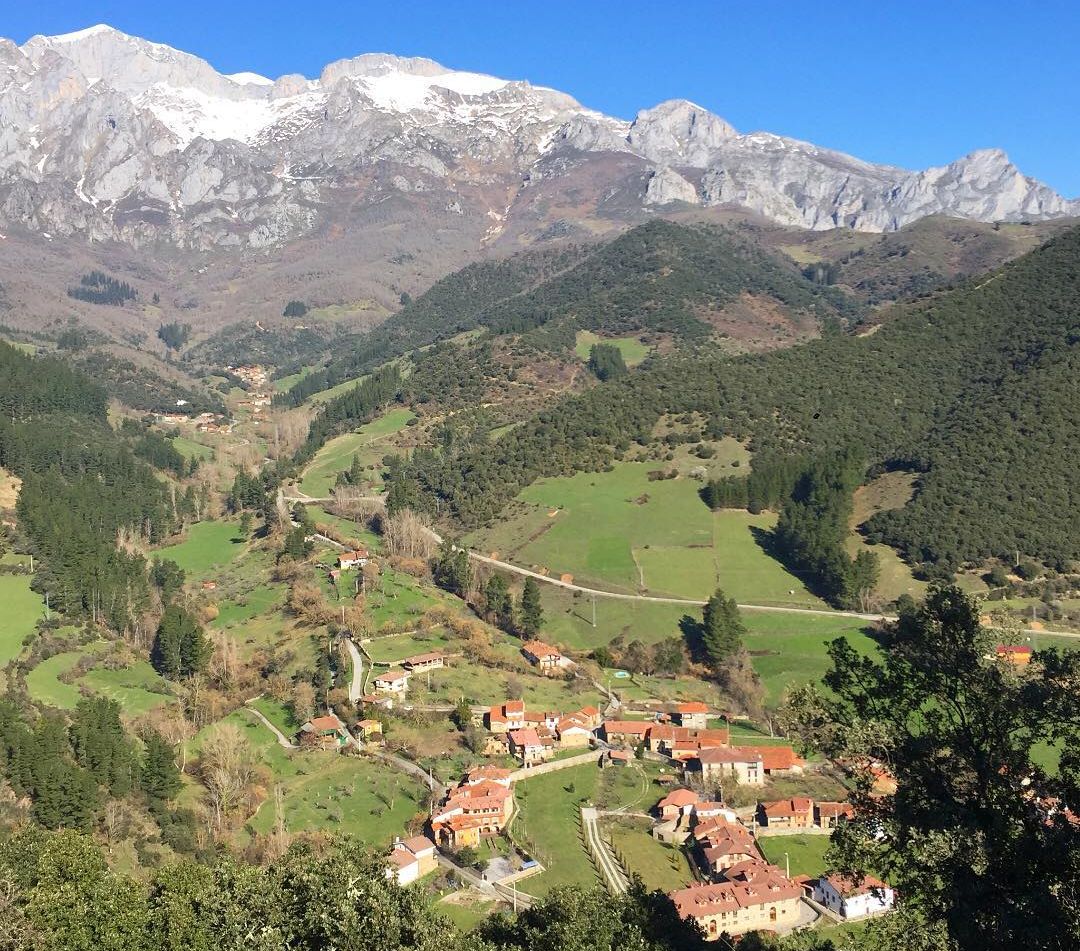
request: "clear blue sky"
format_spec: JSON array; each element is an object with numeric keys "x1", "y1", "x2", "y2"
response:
[{"x1": 9, "y1": 0, "x2": 1080, "y2": 196}]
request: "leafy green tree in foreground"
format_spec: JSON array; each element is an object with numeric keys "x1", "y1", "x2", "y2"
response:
[{"x1": 784, "y1": 586, "x2": 1080, "y2": 951}]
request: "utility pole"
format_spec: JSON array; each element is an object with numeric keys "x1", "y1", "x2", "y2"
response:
[
  {"x1": 592, "y1": 594, "x2": 596, "y2": 628},
  {"x1": 785, "y1": 852, "x2": 790, "y2": 879}
]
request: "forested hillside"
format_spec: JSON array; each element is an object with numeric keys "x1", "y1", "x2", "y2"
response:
[
  {"x1": 391, "y1": 226, "x2": 1080, "y2": 571},
  {"x1": 280, "y1": 221, "x2": 854, "y2": 406},
  {"x1": 0, "y1": 342, "x2": 180, "y2": 628}
]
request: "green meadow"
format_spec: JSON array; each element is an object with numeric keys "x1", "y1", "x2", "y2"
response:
[
  {"x1": 469, "y1": 461, "x2": 822, "y2": 607},
  {"x1": 758, "y1": 834, "x2": 833, "y2": 878},
  {"x1": 538, "y1": 585, "x2": 876, "y2": 704},
  {"x1": 574, "y1": 331, "x2": 651, "y2": 367},
  {"x1": 0, "y1": 575, "x2": 44, "y2": 668},
  {"x1": 299, "y1": 408, "x2": 416, "y2": 497},
  {"x1": 156, "y1": 519, "x2": 248, "y2": 576}
]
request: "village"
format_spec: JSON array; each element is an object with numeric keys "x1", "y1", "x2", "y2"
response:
[{"x1": 291, "y1": 636, "x2": 897, "y2": 941}]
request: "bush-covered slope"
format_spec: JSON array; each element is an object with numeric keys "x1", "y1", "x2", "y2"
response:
[
  {"x1": 396, "y1": 225, "x2": 1080, "y2": 570},
  {"x1": 282, "y1": 220, "x2": 854, "y2": 406}
]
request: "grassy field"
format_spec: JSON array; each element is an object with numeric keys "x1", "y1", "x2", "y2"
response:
[
  {"x1": 363, "y1": 630, "x2": 455, "y2": 663},
  {"x1": 25, "y1": 642, "x2": 173, "y2": 714},
  {"x1": 845, "y1": 472, "x2": 928, "y2": 604},
  {"x1": 0, "y1": 575, "x2": 44, "y2": 668},
  {"x1": 249, "y1": 697, "x2": 299, "y2": 737},
  {"x1": 515, "y1": 761, "x2": 663, "y2": 897},
  {"x1": 574, "y1": 331, "x2": 651, "y2": 367},
  {"x1": 247, "y1": 750, "x2": 426, "y2": 846},
  {"x1": 743, "y1": 612, "x2": 877, "y2": 704},
  {"x1": 306, "y1": 506, "x2": 382, "y2": 552},
  {"x1": 156, "y1": 519, "x2": 248, "y2": 576},
  {"x1": 536, "y1": 585, "x2": 876, "y2": 704},
  {"x1": 170, "y1": 435, "x2": 214, "y2": 461},
  {"x1": 415, "y1": 656, "x2": 605, "y2": 709},
  {"x1": 26, "y1": 650, "x2": 87, "y2": 708},
  {"x1": 78, "y1": 663, "x2": 173, "y2": 715},
  {"x1": 364, "y1": 569, "x2": 448, "y2": 629},
  {"x1": 605, "y1": 816, "x2": 696, "y2": 891},
  {"x1": 211, "y1": 584, "x2": 284, "y2": 629},
  {"x1": 299, "y1": 408, "x2": 416, "y2": 497},
  {"x1": 469, "y1": 462, "x2": 823, "y2": 607},
  {"x1": 758, "y1": 834, "x2": 833, "y2": 878},
  {"x1": 436, "y1": 893, "x2": 502, "y2": 932}
]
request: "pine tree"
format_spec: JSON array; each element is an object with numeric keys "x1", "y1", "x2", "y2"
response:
[
  {"x1": 152, "y1": 604, "x2": 209, "y2": 678},
  {"x1": 483, "y1": 574, "x2": 514, "y2": 630},
  {"x1": 141, "y1": 731, "x2": 181, "y2": 802},
  {"x1": 701, "y1": 587, "x2": 745, "y2": 667},
  {"x1": 519, "y1": 577, "x2": 544, "y2": 638}
]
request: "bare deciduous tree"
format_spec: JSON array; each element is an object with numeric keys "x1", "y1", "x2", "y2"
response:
[{"x1": 381, "y1": 508, "x2": 437, "y2": 560}]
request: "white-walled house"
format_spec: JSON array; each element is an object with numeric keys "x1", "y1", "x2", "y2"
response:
[{"x1": 814, "y1": 873, "x2": 895, "y2": 919}]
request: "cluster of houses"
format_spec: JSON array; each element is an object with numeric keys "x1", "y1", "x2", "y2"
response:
[
  {"x1": 482, "y1": 700, "x2": 601, "y2": 765},
  {"x1": 367, "y1": 650, "x2": 449, "y2": 700},
  {"x1": 429, "y1": 765, "x2": 516, "y2": 850},
  {"x1": 155, "y1": 409, "x2": 233, "y2": 434},
  {"x1": 657, "y1": 788, "x2": 893, "y2": 938}
]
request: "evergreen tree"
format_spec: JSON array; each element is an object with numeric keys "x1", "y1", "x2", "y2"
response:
[
  {"x1": 150, "y1": 559, "x2": 185, "y2": 602},
  {"x1": 587, "y1": 343, "x2": 629, "y2": 381},
  {"x1": 483, "y1": 574, "x2": 514, "y2": 630},
  {"x1": 152, "y1": 604, "x2": 209, "y2": 679},
  {"x1": 141, "y1": 731, "x2": 181, "y2": 802},
  {"x1": 282, "y1": 525, "x2": 312, "y2": 561},
  {"x1": 69, "y1": 698, "x2": 137, "y2": 797},
  {"x1": 701, "y1": 588, "x2": 745, "y2": 667},
  {"x1": 519, "y1": 577, "x2": 544, "y2": 638},
  {"x1": 432, "y1": 539, "x2": 471, "y2": 598}
]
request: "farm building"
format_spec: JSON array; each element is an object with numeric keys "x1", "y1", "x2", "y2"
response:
[
  {"x1": 338, "y1": 548, "x2": 370, "y2": 570},
  {"x1": 372, "y1": 669, "x2": 410, "y2": 693},
  {"x1": 675, "y1": 701, "x2": 710, "y2": 729},
  {"x1": 521, "y1": 640, "x2": 573, "y2": 671},
  {"x1": 298, "y1": 714, "x2": 347, "y2": 750},
  {"x1": 814, "y1": 873, "x2": 895, "y2": 919},
  {"x1": 995, "y1": 644, "x2": 1033, "y2": 667},
  {"x1": 402, "y1": 651, "x2": 445, "y2": 672},
  {"x1": 758, "y1": 797, "x2": 815, "y2": 830}
]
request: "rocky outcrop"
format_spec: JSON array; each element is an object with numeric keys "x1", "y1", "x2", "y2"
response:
[{"x1": 0, "y1": 24, "x2": 1076, "y2": 251}]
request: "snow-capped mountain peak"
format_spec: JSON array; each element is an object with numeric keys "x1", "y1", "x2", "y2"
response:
[{"x1": 0, "y1": 24, "x2": 1076, "y2": 252}]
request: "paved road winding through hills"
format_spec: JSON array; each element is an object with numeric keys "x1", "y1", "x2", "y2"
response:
[{"x1": 284, "y1": 489, "x2": 1080, "y2": 640}]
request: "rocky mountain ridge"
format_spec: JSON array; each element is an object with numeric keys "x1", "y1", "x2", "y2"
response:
[{"x1": 2, "y1": 24, "x2": 1077, "y2": 254}]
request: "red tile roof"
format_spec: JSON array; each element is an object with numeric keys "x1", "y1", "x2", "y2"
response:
[
  {"x1": 670, "y1": 869, "x2": 803, "y2": 919},
  {"x1": 697, "y1": 747, "x2": 761, "y2": 765},
  {"x1": 387, "y1": 850, "x2": 417, "y2": 869},
  {"x1": 602, "y1": 720, "x2": 652, "y2": 736},
  {"x1": 823, "y1": 872, "x2": 890, "y2": 898},
  {"x1": 658, "y1": 789, "x2": 700, "y2": 809},
  {"x1": 509, "y1": 728, "x2": 542, "y2": 748},
  {"x1": 403, "y1": 651, "x2": 445, "y2": 666},
  {"x1": 816, "y1": 801, "x2": 855, "y2": 820},
  {"x1": 734, "y1": 744, "x2": 801, "y2": 771},
  {"x1": 762, "y1": 797, "x2": 814, "y2": 818},
  {"x1": 677, "y1": 701, "x2": 709, "y2": 714},
  {"x1": 522, "y1": 640, "x2": 561, "y2": 659},
  {"x1": 305, "y1": 715, "x2": 342, "y2": 732},
  {"x1": 374, "y1": 668, "x2": 409, "y2": 683}
]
